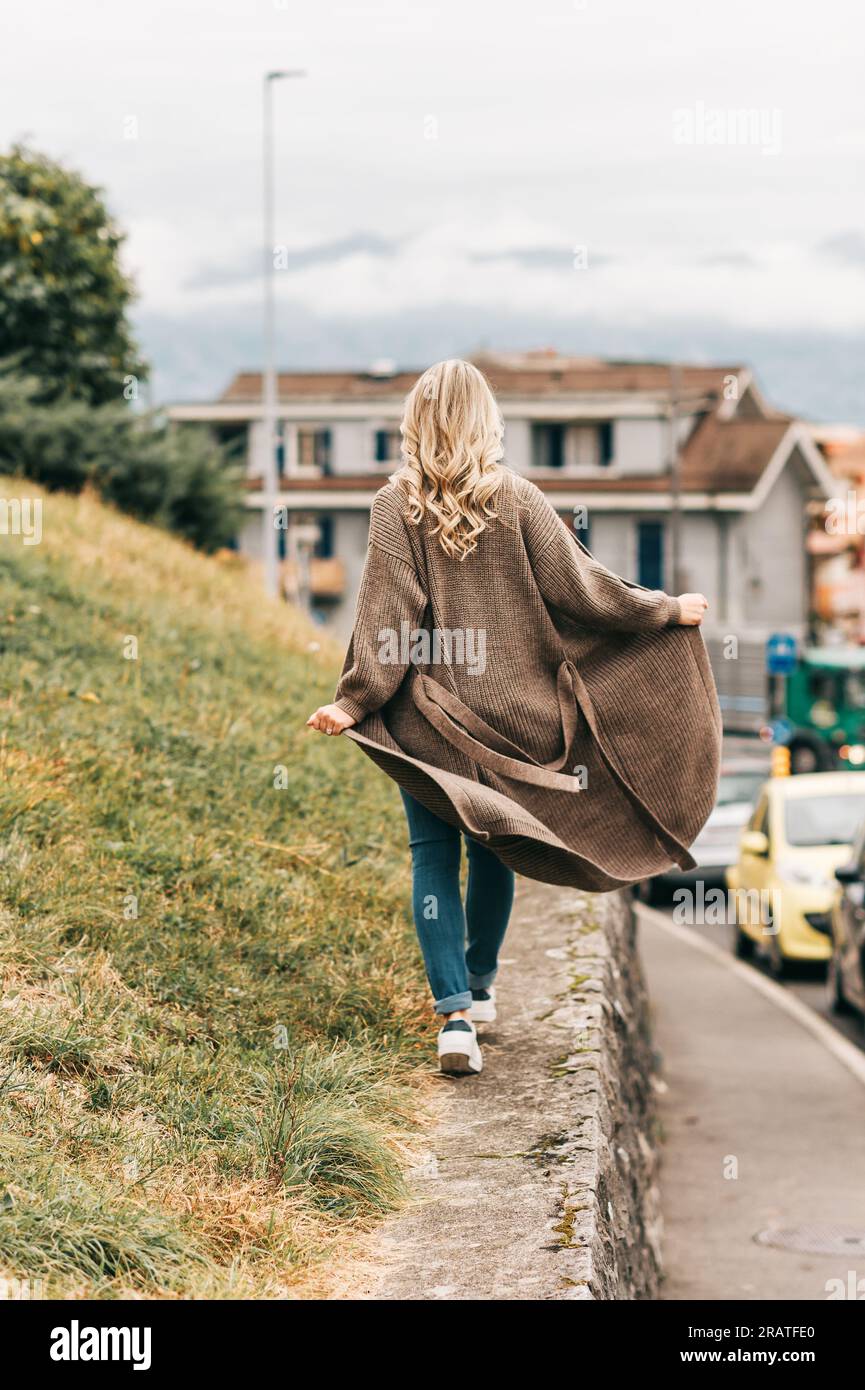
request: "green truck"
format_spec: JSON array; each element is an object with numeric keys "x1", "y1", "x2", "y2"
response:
[
  {"x1": 709, "y1": 640, "x2": 865, "y2": 774},
  {"x1": 783, "y1": 648, "x2": 865, "y2": 774}
]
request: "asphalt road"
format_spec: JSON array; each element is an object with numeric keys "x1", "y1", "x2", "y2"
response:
[
  {"x1": 647, "y1": 885, "x2": 865, "y2": 1052},
  {"x1": 638, "y1": 897, "x2": 865, "y2": 1300}
]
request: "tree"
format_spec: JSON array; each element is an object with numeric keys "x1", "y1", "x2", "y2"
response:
[
  {"x1": 0, "y1": 148, "x2": 243, "y2": 554},
  {"x1": 0, "y1": 145, "x2": 145, "y2": 405},
  {"x1": 0, "y1": 370, "x2": 244, "y2": 554},
  {"x1": 95, "y1": 423, "x2": 246, "y2": 554}
]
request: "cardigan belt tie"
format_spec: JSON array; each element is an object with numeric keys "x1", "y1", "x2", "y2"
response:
[
  {"x1": 411, "y1": 660, "x2": 582, "y2": 793},
  {"x1": 412, "y1": 659, "x2": 696, "y2": 869}
]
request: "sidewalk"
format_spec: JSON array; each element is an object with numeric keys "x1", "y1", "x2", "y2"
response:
[{"x1": 638, "y1": 907, "x2": 865, "y2": 1301}]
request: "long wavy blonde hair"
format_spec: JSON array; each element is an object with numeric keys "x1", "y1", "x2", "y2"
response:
[{"x1": 392, "y1": 359, "x2": 505, "y2": 560}]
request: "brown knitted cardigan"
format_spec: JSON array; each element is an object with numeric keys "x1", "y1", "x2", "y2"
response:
[{"x1": 334, "y1": 469, "x2": 721, "y2": 891}]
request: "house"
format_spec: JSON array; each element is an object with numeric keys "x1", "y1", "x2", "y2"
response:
[
  {"x1": 168, "y1": 350, "x2": 838, "y2": 730},
  {"x1": 809, "y1": 425, "x2": 865, "y2": 644}
]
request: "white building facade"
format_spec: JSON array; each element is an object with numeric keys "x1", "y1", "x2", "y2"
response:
[{"x1": 169, "y1": 351, "x2": 838, "y2": 729}]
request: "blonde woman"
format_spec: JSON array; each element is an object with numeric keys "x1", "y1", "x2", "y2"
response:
[{"x1": 308, "y1": 359, "x2": 720, "y2": 1075}]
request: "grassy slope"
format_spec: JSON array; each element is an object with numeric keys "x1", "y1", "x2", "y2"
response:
[{"x1": 0, "y1": 480, "x2": 433, "y2": 1298}]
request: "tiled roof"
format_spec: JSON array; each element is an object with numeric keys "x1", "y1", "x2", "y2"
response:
[
  {"x1": 222, "y1": 370, "x2": 420, "y2": 402},
  {"x1": 677, "y1": 414, "x2": 793, "y2": 491},
  {"x1": 220, "y1": 358, "x2": 744, "y2": 405}
]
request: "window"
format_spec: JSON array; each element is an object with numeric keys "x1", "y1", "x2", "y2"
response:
[
  {"x1": 531, "y1": 423, "x2": 565, "y2": 470},
  {"x1": 315, "y1": 516, "x2": 334, "y2": 558},
  {"x1": 214, "y1": 422, "x2": 248, "y2": 464},
  {"x1": 569, "y1": 510, "x2": 591, "y2": 552},
  {"x1": 785, "y1": 795, "x2": 865, "y2": 848},
  {"x1": 532, "y1": 421, "x2": 613, "y2": 471},
  {"x1": 297, "y1": 427, "x2": 332, "y2": 473},
  {"x1": 598, "y1": 421, "x2": 614, "y2": 467},
  {"x1": 844, "y1": 673, "x2": 865, "y2": 710},
  {"x1": 748, "y1": 797, "x2": 768, "y2": 837},
  {"x1": 717, "y1": 771, "x2": 765, "y2": 808},
  {"x1": 808, "y1": 669, "x2": 865, "y2": 713},
  {"x1": 807, "y1": 670, "x2": 837, "y2": 703},
  {"x1": 374, "y1": 428, "x2": 402, "y2": 464},
  {"x1": 636, "y1": 520, "x2": 665, "y2": 590}
]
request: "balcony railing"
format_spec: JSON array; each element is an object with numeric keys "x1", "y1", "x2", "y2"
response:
[
  {"x1": 281, "y1": 556, "x2": 346, "y2": 601},
  {"x1": 244, "y1": 470, "x2": 390, "y2": 492}
]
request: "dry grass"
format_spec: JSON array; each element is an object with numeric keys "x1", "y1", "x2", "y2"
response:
[{"x1": 0, "y1": 478, "x2": 437, "y2": 1298}]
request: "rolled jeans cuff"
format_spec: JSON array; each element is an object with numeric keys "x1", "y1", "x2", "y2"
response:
[
  {"x1": 435, "y1": 990, "x2": 472, "y2": 1015},
  {"x1": 467, "y1": 967, "x2": 497, "y2": 990}
]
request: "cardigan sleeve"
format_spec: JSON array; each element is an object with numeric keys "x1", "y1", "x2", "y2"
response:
[
  {"x1": 333, "y1": 500, "x2": 428, "y2": 720},
  {"x1": 521, "y1": 481, "x2": 681, "y2": 633}
]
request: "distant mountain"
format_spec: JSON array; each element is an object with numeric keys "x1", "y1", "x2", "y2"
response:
[{"x1": 139, "y1": 301, "x2": 865, "y2": 426}]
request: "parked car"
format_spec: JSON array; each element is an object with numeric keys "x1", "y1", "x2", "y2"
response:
[
  {"x1": 726, "y1": 771, "x2": 865, "y2": 976},
  {"x1": 635, "y1": 760, "x2": 767, "y2": 903},
  {"x1": 827, "y1": 819, "x2": 865, "y2": 1024}
]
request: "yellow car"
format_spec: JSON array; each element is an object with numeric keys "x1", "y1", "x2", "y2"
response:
[{"x1": 726, "y1": 771, "x2": 865, "y2": 977}]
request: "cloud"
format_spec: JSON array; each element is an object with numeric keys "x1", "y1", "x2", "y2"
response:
[
  {"x1": 817, "y1": 232, "x2": 865, "y2": 268},
  {"x1": 128, "y1": 205, "x2": 865, "y2": 344},
  {"x1": 138, "y1": 298, "x2": 865, "y2": 427},
  {"x1": 470, "y1": 245, "x2": 614, "y2": 271},
  {"x1": 697, "y1": 251, "x2": 760, "y2": 269},
  {"x1": 183, "y1": 232, "x2": 402, "y2": 291}
]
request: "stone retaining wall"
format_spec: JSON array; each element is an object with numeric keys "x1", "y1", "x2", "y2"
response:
[{"x1": 552, "y1": 888, "x2": 662, "y2": 1298}]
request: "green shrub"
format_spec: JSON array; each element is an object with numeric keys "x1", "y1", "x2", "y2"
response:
[{"x1": 0, "y1": 370, "x2": 243, "y2": 552}]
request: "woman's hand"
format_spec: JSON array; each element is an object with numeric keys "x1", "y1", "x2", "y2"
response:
[
  {"x1": 676, "y1": 593, "x2": 709, "y2": 626},
  {"x1": 306, "y1": 703, "x2": 357, "y2": 736}
]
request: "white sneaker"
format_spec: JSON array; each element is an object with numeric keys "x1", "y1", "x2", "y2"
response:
[
  {"x1": 437, "y1": 1019, "x2": 483, "y2": 1075},
  {"x1": 469, "y1": 987, "x2": 496, "y2": 1024}
]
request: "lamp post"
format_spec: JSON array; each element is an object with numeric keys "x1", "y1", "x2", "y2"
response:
[
  {"x1": 262, "y1": 68, "x2": 306, "y2": 599},
  {"x1": 667, "y1": 361, "x2": 682, "y2": 595}
]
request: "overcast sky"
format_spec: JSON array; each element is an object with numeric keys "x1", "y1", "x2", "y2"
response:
[{"x1": 5, "y1": 0, "x2": 865, "y2": 418}]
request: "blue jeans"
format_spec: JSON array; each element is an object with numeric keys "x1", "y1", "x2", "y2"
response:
[{"x1": 400, "y1": 790, "x2": 515, "y2": 1014}]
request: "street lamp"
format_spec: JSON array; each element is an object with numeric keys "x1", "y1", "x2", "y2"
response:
[
  {"x1": 262, "y1": 67, "x2": 306, "y2": 600},
  {"x1": 667, "y1": 361, "x2": 682, "y2": 595}
]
